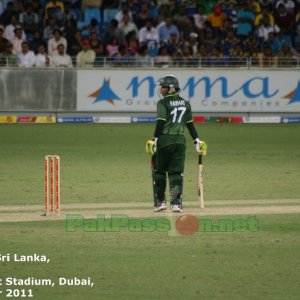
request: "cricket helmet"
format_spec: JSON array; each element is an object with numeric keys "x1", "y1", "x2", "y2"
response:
[{"x1": 158, "y1": 75, "x2": 180, "y2": 91}]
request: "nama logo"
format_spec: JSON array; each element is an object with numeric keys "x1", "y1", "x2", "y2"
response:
[
  {"x1": 88, "y1": 78, "x2": 121, "y2": 106},
  {"x1": 283, "y1": 80, "x2": 300, "y2": 104}
]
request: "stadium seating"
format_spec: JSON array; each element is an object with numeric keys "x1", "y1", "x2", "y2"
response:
[
  {"x1": 103, "y1": 8, "x2": 118, "y2": 23},
  {"x1": 84, "y1": 8, "x2": 101, "y2": 24}
]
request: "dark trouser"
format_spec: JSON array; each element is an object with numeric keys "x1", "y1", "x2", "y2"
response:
[{"x1": 154, "y1": 143, "x2": 185, "y2": 207}]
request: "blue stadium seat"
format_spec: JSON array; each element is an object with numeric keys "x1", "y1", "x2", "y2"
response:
[
  {"x1": 77, "y1": 21, "x2": 88, "y2": 30},
  {"x1": 149, "y1": 7, "x2": 158, "y2": 21},
  {"x1": 103, "y1": 8, "x2": 118, "y2": 23},
  {"x1": 85, "y1": 8, "x2": 101, "y2": 24}
]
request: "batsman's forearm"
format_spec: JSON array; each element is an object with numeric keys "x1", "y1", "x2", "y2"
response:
[
  {"x1": 153, "y1": 119, "x2": 165, "y2": 138},
  {"x1": 186, "y1": 122, "x2": 199, "y2": 140}
]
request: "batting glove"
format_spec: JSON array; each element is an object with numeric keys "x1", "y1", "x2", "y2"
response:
[
  {"x1": 146, "y1": 138, "x2": 157, "y2": 155},
  {"x1": 194, "y1": 139, "x2": 207, "y2": 155}
]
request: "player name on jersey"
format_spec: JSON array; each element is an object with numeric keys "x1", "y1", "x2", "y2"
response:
[{"x1": 170, "y1": 100, "x2": 185, "y2": 107}]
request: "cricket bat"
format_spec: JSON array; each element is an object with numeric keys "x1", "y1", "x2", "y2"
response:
[
  {"x1": 197, "y1": 154, "x2": 205, "y2": 209},
  {"x1": 151, "y1": 155, "x2": 156, "y2": 204}
]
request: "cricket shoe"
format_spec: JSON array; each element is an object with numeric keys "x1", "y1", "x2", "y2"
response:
[
  {"x1": 171, "y1": 204, "x2": 182, "y2": 213},
  {"x1": 154, "y1": 201, "x2": 167, "y2": 212}
]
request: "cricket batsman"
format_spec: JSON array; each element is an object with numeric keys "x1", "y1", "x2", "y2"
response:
[{"x1": 146, "y1": 75, "x2": 203, "y2": 212}]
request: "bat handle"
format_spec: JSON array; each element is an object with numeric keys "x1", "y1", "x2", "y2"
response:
[{"x1": 198, "y1": 154, "x2": 203, "y2": 165}]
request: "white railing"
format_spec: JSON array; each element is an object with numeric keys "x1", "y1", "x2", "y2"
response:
[{"x1": 1, "y1": 56, "x2": 299, "y2": 68}]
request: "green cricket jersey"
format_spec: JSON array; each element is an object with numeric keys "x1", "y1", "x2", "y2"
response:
[{"x1": 157, "y1": 93, "x2": 193, "y2": 147}]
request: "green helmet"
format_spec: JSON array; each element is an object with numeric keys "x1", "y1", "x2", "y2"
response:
[{"x1": 158, "y1": 75, "x2": 180, "y2": 90}]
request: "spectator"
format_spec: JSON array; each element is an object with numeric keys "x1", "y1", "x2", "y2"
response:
[
  {"x1": 193, "y1": 5, "x2": 208, "y2": 32},
  {"x1": 135, "y1": 44, "x2": 151, "y2": 66},
  {"x1": 156, "y1": 3, "x2": 170, "y2": 27},
  {"x1": 106, "y1": 36, "x2": 119, "y2": 57},
  {"x1": 52, "y1": 43, "x2": 72, "y2": 67},
  {"x1": 173, "y1": 4, "x2": 188, "y2": 31},
  {"x1": 185, "y1": 32, "x2": 199, "y2": 56},
  {"x1": 45, "y1": 0, "x2": 65, "y2": 22},
  {"x1": 119, "y1": 13, "x2": 138, "y2": 37},
  {"x1": 68, "y1": 29, "x2": 82, "y2": 56},
  {"x1": 178, "y1": 45, "x2": 197, "y2": 67},
  {"x1": 255, "y1": 8, "x2": 274, "y2": 27},
  {"x1": 35, "y1": 43, "x2": 53, "y2": 67},
  {"x1": 244, "y1": 47, "x2": 259, "y2": 65},
  {"x1": 135, "y1": 2, "x2": 151, "y2": 29},
  {"x1": 157, "y1": 16, "x2": 180, "y2": 45},
  {"x1": 220, "y1": 18, "x2": 235, "y2": 40},
  {"x1": 202, "y1": 29, "x2": 222, "y2": 52},
  {"x1": 165, "y1": 32, "x2": 181, "y2": 56},
  {"x1": 0, "y1": 25, "x2": 9, "y2": 53},
  {"x1": 103, "y1": 19, "x2": 125, "y2": 46},
  {"x1": 0, "y1": 0, "x2": 4, "y2": 18},
  {"x1": 154, "y1": 45, "x2": 172, "y2": 67},
  {"x1": 112, "y1": 44, "x2": 132, "y2": 66},
  {"x1": 196, "y1": 44, "x2": 209, "y2": 66},
  {"x1": 257, "y1": 15, "x2": 280, "y2": 43},
  {"x1": 207, "y1": 46, "x2": 224, "y2": 67},
  {"x1": 0, "y1": 42, "x2": 18, "y2": 66},
  {"x1": 248, "y1": 0, "x2": 261, "y2": 15},
  {"x1": 30, "y1": 30, "x2": 44, "y2": 54},
  {"x1": 82, "y1": 18, "x2": 100, "y2": 36},
  {"x1": 89, "y1": 31, "x2": 105, "y2": 62},
  {"x1": 19, "y1": 4, "x2": 39, "y2": 37},
  {"x1": 276, "y1": 0, "x2": 295, "y2": 14},
  {"x1": 258, "y1": 44, "x2": 278, "y2": 67},
  {"x1": 4, "y1": 15, "x2": 26, "y2": 41},
  {"x1": 125, "y1": 30, "x2": 139, "y2": 56},
  {"x1": 180, "y1": 16, "x2": 199, "y2": 42},
  {"x1": 226, "y1": 1, "x2": 238, "y2": 30},
  {"x1": 259, "y1": 0, "x2": 274, "y2": 13},
  {"x1": 139, "y1": 18, "x2": 159, "y2": 56},
  {"x1": 242, "y1": 31, "x2": 260, "y2": 55},
  {"x1": 13, "y1": 0, "x2": 24, "y2": 16},
  {"x1": 31, "y1": 0, "x2": 43, "y2": 22},
  {"x1": 76, "y1": 39, "x2": 96, "y2": 67},
  {"x1": 236, "y1": 2, "x2": 255, "y2": 40},
  {"x1": 207, "y1": 4, "x2": 227, "y2": 37},
  {"x1": 18, "y1": 41, "x2": 35, "y2": 67},
  {"x1": 62, "y1": 1, "x2": 77, "y2": 27},
  {"x1": 11, "y1": 26, "x2": 25, "y2": 54},
  {"x1": 115, "y1": 1, "x2": 133, "y2": 23},
  {"x1": 277, "y1": 42, "x2": 295, "y2": 66},
  {"x1": 223, "y1": 29, "x2": 240, "y2": 57},
  {"x1": 295, "y1": 8, "x2": 300, "y2": 44},
  {"x1": 185, "y1": 0, "x2": 199, "y2": 16},
  {"x1": 274, "y1": 3, "x2": 294, "y2": 44},
  {"x1": 43, "y1": 17, "x2": 59, "y2": 41},
  {"x1": 65, "y1": 18, "x2": 78, "y2": 52},
  {"x1": 264, "y1": 32, "x2": 282, "y2": 54},
  {"x1": 292, "y1": 42, "x2": 300, "y2": 59},
  {"x1": 199, "y1": 0, "x2": 218, "y2": 14},
  {"x1": 0, "y1": 2, "x2": 17, "y2": 26},
  {"x1": 230, "y1": 43, "x2": 247, "y2": 66},
  {"x1": 48, "y1": 29, "x2": 67, "y2": 55}
]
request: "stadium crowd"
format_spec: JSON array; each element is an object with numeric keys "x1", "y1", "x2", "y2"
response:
[{"x1": 0, "y1": 0, "x2": 300, "y2": 67}]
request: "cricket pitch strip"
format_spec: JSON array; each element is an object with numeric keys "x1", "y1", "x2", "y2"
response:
[{"x1": 0, "y1": 199, "x2": 300, "y2": 223}]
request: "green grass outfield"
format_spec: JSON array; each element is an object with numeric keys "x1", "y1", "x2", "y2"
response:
[
  {"x1": 0, "y1": 123, "x2": 299, "y2": 204},
  {"x1": 0, "y1": 123, "x2": 300, "y2": 300}
]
